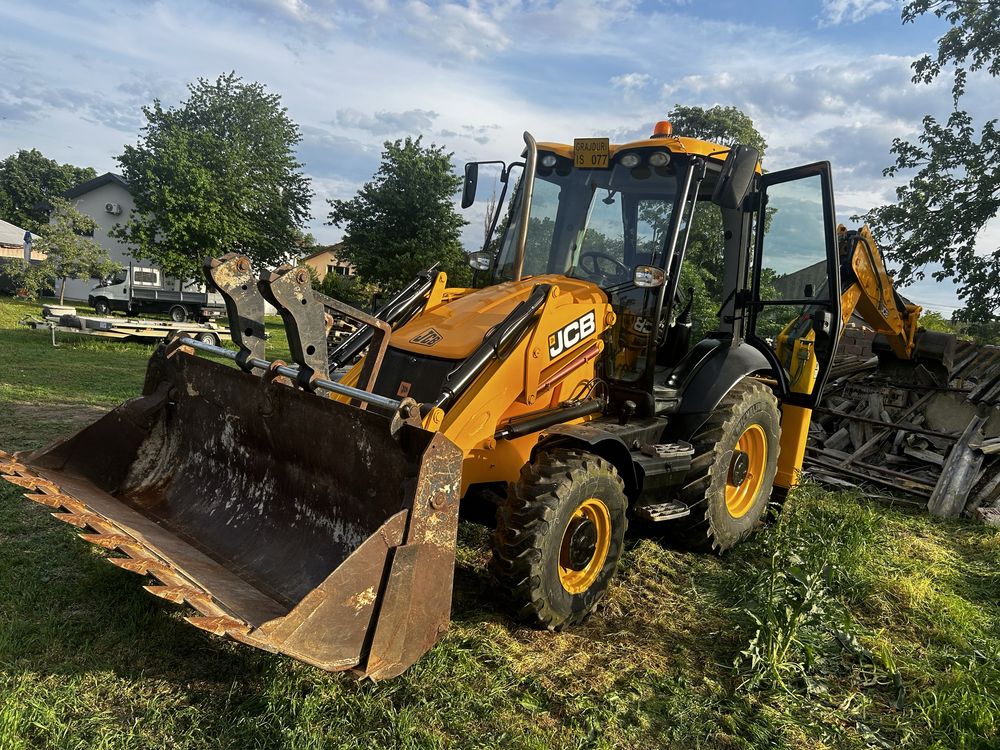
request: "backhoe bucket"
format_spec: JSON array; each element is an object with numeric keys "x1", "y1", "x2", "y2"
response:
[
  {"x1": 873, "y1": 329, "x2": 957, "y2": 386},
  {"x1": 0, "y1": 346, "x2": 463, "y2": 680}
]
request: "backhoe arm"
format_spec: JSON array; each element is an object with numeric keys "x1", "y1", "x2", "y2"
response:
[{"x1": 837, "y1": 224, "x2": 921, "y2": 360}]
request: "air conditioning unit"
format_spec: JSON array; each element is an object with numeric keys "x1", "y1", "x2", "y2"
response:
[{"x1": 105, "y1": 202, "x2": 122, "y2": 215}]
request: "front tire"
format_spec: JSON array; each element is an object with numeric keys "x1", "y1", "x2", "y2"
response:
[
  {"x1": 491, "y1": 450, "x2": 627, "y2": 630},
  {"x1": 673, "y1": 379, "x2": 780, "y2": 552},
  {"x1": 93, "y1": 298, "x2": 111, "y2": 316}
]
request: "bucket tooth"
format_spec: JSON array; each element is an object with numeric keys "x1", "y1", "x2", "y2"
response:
[
  {"x1": 144, "y1": 584, "x2": 209, "y2": 606},
  {"x1": 107, "y1": 557, "x2": 170, "y2": 577},
  {"x1": 147, "y1": 568, "x2": 191, "y2": 590},
  {"x1": 51, "y1": 511, "x2": 104, "y2": 529},
  {"x1": 24, "y1": 492, "x2": 79, "y2": 509},
  {"x1": 4, "y1": 475, "x2": 59, "y2": 493},
  {"x1": 0, "y1": 449, "x2": 22, "y2": 469},
  {"x1": 79, "y1": 532, "x2": 140, "y2": 552},
  {"x1": 107, "y1": 557, "x2": 188, "y2": 589},
  {"x1": 0, "y1": 459, "x2": 27, "y2": 475},
  {"x1": 185, "y1": 615, "x2": 251, "y2": 638}
]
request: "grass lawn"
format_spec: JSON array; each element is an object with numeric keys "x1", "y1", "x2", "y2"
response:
[{"x1": 1, "y1": 294, "x2": 998, "y2": 749}]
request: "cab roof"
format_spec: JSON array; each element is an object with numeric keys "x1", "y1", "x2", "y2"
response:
[{"x1": 536, "y1": 135, "x2": 732, "y2": 163}]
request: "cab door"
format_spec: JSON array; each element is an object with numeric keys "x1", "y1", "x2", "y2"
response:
[{"x1": 747, "y1": 162, "x2": 841, "y2": 408}]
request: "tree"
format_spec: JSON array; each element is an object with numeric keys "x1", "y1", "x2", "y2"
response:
[
  {"x1": 0, "y1": 150, "x2": 96, "y2": 232},
  {"x1": 865, "y1": 1, "x2": 1000, "y2": 323},
  {"x1": 114, "y1": 72, "x2": 313, "y2": 280},
  {"x1": 483, "y1": 185, "x2": 498, "y2": 246},
  {"x1": 669, "y1": 105, "x2": 768, "y2": 338},
  {"x1": 2, "y1": 259, "x2": 54, "y2": 299},
  {"x1": 34, "y1": 199, "x2": 118, "y2": 304},
  {"x1": 327, "y1": 136, "x2": 470, "y2": 291},
  {"x1": 669, "y1": 105, "x2": 768, "y2": 156},
  {"x1": 315, "y1": 271, "x2": 378, "y2": 311}
]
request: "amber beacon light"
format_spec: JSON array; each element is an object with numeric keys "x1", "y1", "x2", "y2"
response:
[{"x1": 651, "y1": 120, "x2": 673, "y2": 138}]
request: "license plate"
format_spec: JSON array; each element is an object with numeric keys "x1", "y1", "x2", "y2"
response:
[{"x1": 573, "y1": 138, "x2": 610, "y2": 168}]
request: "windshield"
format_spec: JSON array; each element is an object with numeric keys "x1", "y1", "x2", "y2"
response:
[
  {"x1": 495, "y1": 156, "x2": 681, "y2": 289},
  {"x1": 97, "y1": 268, "x2": 127, "y2": 287},
  {"x1": 493, "y1": 153, "x2": 685, "y2": 383}
]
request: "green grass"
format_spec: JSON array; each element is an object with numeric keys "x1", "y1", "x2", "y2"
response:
[{"x1": 2, "y1": 294, "x2": 999, "y2": 749}]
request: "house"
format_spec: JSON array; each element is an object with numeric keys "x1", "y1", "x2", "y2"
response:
[
  {"x1": 44, "y1": 172, "x2": 152, "y2": 301},
  {"x1": 773, "y1": 260, "x2": 828, "y2": 300},
  {"x1": 0, "y1": 218, "x2": 42, "y2": 294},
  {"x1": 0, "y1": 218, "x2": 38, "y2": 262},
  {"x1": 300, "y1": 243, "x2": 356, "y2": 281}
]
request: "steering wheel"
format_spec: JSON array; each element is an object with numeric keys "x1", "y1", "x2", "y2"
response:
[{"x1": 578, "y1": 251, "x2": 629, "y2": 281}]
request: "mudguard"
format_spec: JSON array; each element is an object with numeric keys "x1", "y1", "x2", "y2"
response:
[
  {"x1": 533, "y1": 423, "x2": 640, "y2": 499},
  {"x1": 663, "y1": 338, "x2": 773, "y2": 437}
]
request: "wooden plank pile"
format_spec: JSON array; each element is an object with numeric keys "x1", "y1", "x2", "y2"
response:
[{"x1": 805, "y1": 335, "x2": 1000, "y2": 521}]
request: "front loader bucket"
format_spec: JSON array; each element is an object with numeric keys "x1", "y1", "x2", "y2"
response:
[{"x1": 0, "y1": 346, "x2": 463, "y2": 680}]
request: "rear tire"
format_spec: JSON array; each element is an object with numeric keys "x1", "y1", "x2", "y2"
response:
[
  {"x1": 491, "y1": 450, "x2": 627, "y2": 630},
  {"x1": 196, "y1": 331, "x2": 220, "y2": 347},
  {"x1": 673, "y1": 379, "x2": 780, "y2": 553},
  {"x1": 169, "y1": 305, "x2": 188, "y2": 323}
]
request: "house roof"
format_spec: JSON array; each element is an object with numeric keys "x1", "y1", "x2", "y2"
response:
[
  {"x1": 62, "y1": 172, "x2": 128, "y2": 199},
  {"x1": 0, "y1": 218, "x2": 31, "y2": 248},
  {"x1": 300, "y1": 242, "x2": 345, "y2": 262}
]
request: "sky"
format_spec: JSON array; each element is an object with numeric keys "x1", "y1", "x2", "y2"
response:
[{"x1": 0, "y1": 0, "x2": 993, "y2": 314}]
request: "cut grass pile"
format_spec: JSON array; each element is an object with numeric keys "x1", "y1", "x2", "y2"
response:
[{"x1": 1, "y1": 295, "x2": 998, "y2": 749}]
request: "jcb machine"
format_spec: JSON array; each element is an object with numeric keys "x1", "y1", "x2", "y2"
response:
[{"x1": 1, "y1": 123, "x2": 953, "y2": 678}]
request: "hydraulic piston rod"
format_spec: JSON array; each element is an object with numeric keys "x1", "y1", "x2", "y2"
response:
[{"x1": 178, "y1": 337, "x2": 403, "y2": 412}]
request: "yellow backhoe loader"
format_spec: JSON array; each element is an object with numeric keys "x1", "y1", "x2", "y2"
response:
[{"x1": 1, "y1": 122, "x2": 954, "y2": 679}]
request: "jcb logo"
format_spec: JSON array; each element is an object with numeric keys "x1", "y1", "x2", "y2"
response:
[
  {"x1": 632, "y1": 317, "x2": 653, "y2": 334},
  {"x1": 410, "y1": 328, "x2": 442, "y2": 347},
  {"x1": 548, "y1": 311, "x2": 596, "y2": 359}
]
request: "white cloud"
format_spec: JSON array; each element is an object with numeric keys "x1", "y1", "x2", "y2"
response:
[
  {"x1": 334, "y1": 108, "x2": 440, "y2": 134},
  {"x1": 610, "y1": 72, "x2": 651, "y2": 93},
  {"x1": 401, "y1": 1, "x2": 511, "y2": 60},
  {"x1": 820, "y1": 0, "x2": 895, "y2": 26}
]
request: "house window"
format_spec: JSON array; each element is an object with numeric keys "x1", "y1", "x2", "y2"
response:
[
  {"x1": 327, "y1": 264, "x2": 335, "y2": 275},
  {"x1": 335, "y1": 266, "x2": 349, "y2": 276}
]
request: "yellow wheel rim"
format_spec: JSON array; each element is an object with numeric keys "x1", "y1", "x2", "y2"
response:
[
  {"x1": 725, "y1": 424, "x2": 768, "y2": 518},
  {"x1": 558, "y1": 497, "x2": 612, "y2": 594}
]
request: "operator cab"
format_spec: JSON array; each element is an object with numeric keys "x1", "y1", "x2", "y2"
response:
[
  {"x1": 464, "y1": 124, "x2": 841, "y2": 420},
  {"x1": 478, "y1": 128, "x2": 733, "y2": 403}
]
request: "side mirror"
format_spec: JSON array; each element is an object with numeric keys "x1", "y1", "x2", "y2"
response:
[
  {"x1": 461, "y1": 162, "x2": 479, "y2": 209},
  {"x1": 804, "y1": 283, "x2": 814, "y2": 298},
  {"x1": 633, "y1": 265, "x2": 665, "y2": 288},
  {"x1": 468, "y1": 250, "x2": 492, "y2": 271},
  {"x1": 711, "y1": 144, "x2": 760, "y2": 210}
]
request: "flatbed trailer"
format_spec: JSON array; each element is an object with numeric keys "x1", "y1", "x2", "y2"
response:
[{"x1": 21, "y1": 306, "x2": 231, "y2": 346}]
